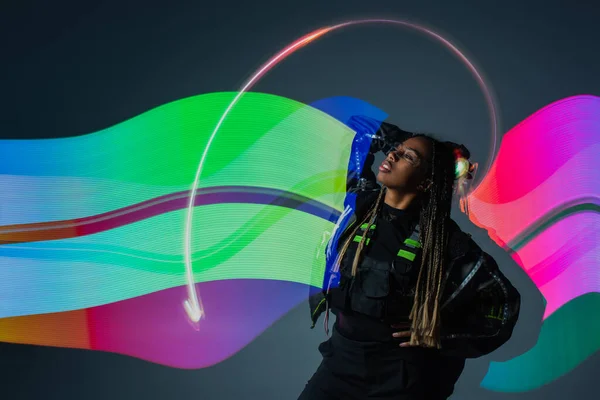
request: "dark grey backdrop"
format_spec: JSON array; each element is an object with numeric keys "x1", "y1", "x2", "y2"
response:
[{"x1": 1, "y1": 0, "x2": 599, "y2": 399}]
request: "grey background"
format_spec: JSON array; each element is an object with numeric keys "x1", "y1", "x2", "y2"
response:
[{"x1": 1, "y1": 0, "x2": 599, "y2": 399}]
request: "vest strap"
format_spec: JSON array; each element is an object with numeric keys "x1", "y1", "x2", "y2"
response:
[
  {"x1": 353, "y1": 235, "x2": 371, "y2": 245},
  {"x1": 396, "y1": 225, "x2": 421, "y2": 259}
]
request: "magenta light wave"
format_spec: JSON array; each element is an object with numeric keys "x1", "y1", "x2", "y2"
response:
[
  {"x1": 527, "y1": 221, "x2": 600, "y2": 288},
  {"x1": 466, "y1": 94, "x2": 600, "y2": 320},
  {"x1": 468, "y1": 95, "x2": 600, "y2": 247},
  {"x1": 469, "y1": 94, "x2": 600, "y2": 391},
  {"x1": 470, "y1": 143, "x2": 600, "y2": 246},
  {"x1": 100, "y1": 279, "x2": 308, "y2": 369},
  {"x1": 184, "y1": 18, "x2": 501, "y2": 323},
  {"x1": 472, "y1": 95, "x2": 600, "y2": 205},
  {"x1": 513, "y1": 212, "x2": 599, "y2": 318},
  {"x1": 516, "y1": 213, "x2": 598, "y2": 275},
  {"x1": 540, "y1": 249, "x2": 599, "y2": 319}
]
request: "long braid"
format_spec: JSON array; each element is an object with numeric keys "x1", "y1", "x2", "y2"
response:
[
  {"x1": 351, "y1": 188, "x2": 386, "y2": 276},
  {"x1": 332, "y1": 187, "x2": 386, "y2": 278},
  {"x1": 408, "y1": 135, "x2": 455, "y2": 348}
]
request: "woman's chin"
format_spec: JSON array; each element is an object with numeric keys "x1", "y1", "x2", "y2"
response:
[{"x1": 376, "y1": 171, "x2": 390, "y2": 185}]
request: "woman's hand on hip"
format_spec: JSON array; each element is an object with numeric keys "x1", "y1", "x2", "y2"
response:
[{"x1": 391, "y1": 322, "x2": 415, "y2": 347}]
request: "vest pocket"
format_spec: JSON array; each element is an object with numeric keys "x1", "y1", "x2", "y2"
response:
[
  {"x1": 359, "y1": 264, "x2": 390, "y2": 298},
  {"x1": 349, "y1": 260, "x2": 390, "y2": 318}
]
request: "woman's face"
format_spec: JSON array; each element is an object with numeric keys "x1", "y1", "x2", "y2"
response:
[{"x1": 376, "y1": 136, "x2": 432, "y2": 192}]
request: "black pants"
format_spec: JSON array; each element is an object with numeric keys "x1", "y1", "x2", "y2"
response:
[{"x1": 298, "y1": 327, "x2": 465, "y2": 400}]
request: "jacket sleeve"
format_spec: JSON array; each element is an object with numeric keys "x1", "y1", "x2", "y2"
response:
[
  {"x1": 309, "y1": 116, "x2": 413, "y2": 329},
  {"x1": 440, "y1": 251, "x2": 521, "y2": 359},
  {"x1": 345, "y1": 115, "x2": 413, "y2": 193},
  {"x1": 309, "y1": 290, "x2": 328, "y2": 329}
]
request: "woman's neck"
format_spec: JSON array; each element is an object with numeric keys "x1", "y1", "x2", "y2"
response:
[{"x1": 384, "y1": 188, "x2": 419, "y2": 210}]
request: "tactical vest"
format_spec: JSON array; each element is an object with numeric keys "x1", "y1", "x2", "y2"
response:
[{"x1": 329, "y1": 219, "x2": 422, "y2": 322}]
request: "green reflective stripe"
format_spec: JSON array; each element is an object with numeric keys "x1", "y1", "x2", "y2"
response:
[
  {"x1": 360, "y1": 223, "x2": 376, "y2": 230},
  {"x1": 397, "y1": 249, "x2": 416, "y2": 261},
  {"x1": 310, "y1": 297, "x2": 327, "y2": 328},
  {"x1": 353, "y1": 236, "x2": 371, "y2": 245},
  {"x1": 312, "y1": 298, "x2": 326, "y2": 319},
  {"x1": 404, "y1": 238, "x2": 421, "y2": 248}
]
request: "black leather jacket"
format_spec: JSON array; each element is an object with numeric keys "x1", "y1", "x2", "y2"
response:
[{"x1": 309, "y1": 117, "x2": 521, "y2": 359}]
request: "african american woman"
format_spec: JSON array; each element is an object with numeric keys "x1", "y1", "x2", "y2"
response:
[{"x1": 299, "y1": 116, "x2": 521, "y2": 400}]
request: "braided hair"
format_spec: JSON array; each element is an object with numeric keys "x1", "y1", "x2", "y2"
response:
[
  {"x1": 332, "y1": 134, "x2": 471, "y2": 348},
  {"x1": 333, "y1": 188, "x2": 386, "y2": 278},
  {"x1": 408, "y1": 134, "x2": 456, "y2": 348}
]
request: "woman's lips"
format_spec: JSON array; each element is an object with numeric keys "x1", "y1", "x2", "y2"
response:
[{"x1": 379, "y1": 161, "x2": 392, "y2": 172}]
